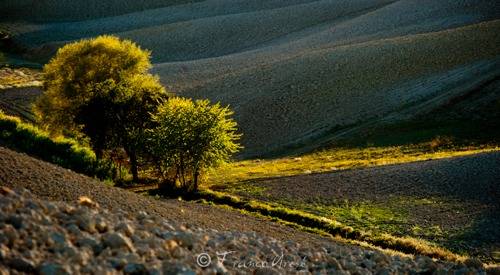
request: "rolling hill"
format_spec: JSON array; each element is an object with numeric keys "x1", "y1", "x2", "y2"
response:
[
  {"x1": 2, "y1": 146, "x2": 496, "y2": 272},
  {"x1": 1, "y1": 0, "x2": 499, "y2": 157},
  {"x1": 1, "y1": 1, "x2": 500, "y2": 269}
]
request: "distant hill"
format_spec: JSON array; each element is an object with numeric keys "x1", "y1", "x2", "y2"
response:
[
  {"x1": 1, "y1": 0, "x2": 499, "y2": 157},
  {"x1": 0, "y1": 0, "x2": 202, "y2": 22}
]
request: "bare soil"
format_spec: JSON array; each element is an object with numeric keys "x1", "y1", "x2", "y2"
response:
[
  {"x1": 228, "y1": 152, "x2": 500, "y2": 259},
  {"x1": 2, "y1": 0, "x2": 499, "y2": 157},
  {"x1": 0, "y1": 86, "x2": 41, "y2": 122},
  {"x1": 0, "y1": 146, "x2": 335, "y2": 247},
  {"x1": 242, "y1": 152, "x2": 500, "y2": 204}
]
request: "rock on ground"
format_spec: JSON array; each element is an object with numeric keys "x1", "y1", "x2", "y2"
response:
[{"x1": 0, "y1": 187, "x2": 490, "y2": 274}]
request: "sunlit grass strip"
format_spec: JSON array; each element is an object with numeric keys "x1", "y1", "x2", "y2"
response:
[
  {"x1": 0, "y1": 111, "x2": 113, "y2": 179},
  {"x1": 0, "y1": 68, "x2": 42, "y2": 89},
  {"x1": 207, "y1": 145, "x2": 500, "y2": 185},
  {"x1": 198, "y1": 189, "x2": 468, "y2": 263},
  {"x1": 204, "y1": 200, "x2": 452, "y2": 261}
]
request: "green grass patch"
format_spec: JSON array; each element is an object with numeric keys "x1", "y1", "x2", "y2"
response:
[
  {"x1": 202, "y1": 126, "x2": 499, "y2": 263},
  {"x1": 0, "y1": 111, "x2": 113, "y2": 179},
  {"x1": 261, "y1": 197, "x2": 451, "y2": 243},
  {"x1": 211, "y1": 184, "x2": 499, "y2": 262},
  {"x1": 216, "y1": 182, "x2": 269, "y2": 197},
  {"x1": 299, "y1": 201, "x2": 409, "y2": 235},
  {"x1": 191, "y1": 189, "x2": 466, "y2": 263},
  {"x1": 298, "y1": 198, "x2": 458, "y2": 244}
]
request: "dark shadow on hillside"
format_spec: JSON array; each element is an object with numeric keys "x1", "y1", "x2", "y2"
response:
[
  {"x1": 256, "y1": 74, "x2": 500, "y2": 160},
  {"x1": 443, "y1": 208, "x2": 500, "y2": 262}
]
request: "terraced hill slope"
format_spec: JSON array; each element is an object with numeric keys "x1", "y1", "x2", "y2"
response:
[
  {"x1": 2, "y1": 0, "x2": 499, "y2": 156},
  {"x1": 1, "y1": 147, "x2": 495, "y2": 273},
  {"x1": 224, "y1": 151, "x2": 500, "y2": 258},
  {"x1": 0, "y1": 146, "x2": 327, "y2": 245}
]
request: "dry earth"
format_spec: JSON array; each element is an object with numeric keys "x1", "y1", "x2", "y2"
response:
[
  {"x1": 228, "y1": 152, "x2": 500, "y2": 260},
  {"x1": 3, "y1": 145, "x2": 493, "y2": 273},
  {"x1": 0, "y1": 68, "x2": 41, "y2": 89},
  {"x1": 239, "y1": 152, "x2": 500, "y2": 204},
  {"x1": 0, "y1": 67, "x2": 43, "y2": 122},
  {"x1": 1, "y1": 0, "x2": 500, "y2": 157},
  {"x1": 0, "y1": 146, "x2": 332, "y2": 247},
  {"x1": 1, "y1": 1, "x2": 499, "y2": 272},
  {"x1": 0, "y1": 188, "x2": 490, "y2": 274},
  {"x1": 0, "y1": 86, "x2": 41, "y2": 122},
  {"x1": 0, "y1": 148, "x2": 498, "y2": 273}
]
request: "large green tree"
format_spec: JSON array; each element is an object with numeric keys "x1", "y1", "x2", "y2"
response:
[
  {"x1": 34, "y1": 35, "x2": 168, "y2": 181},
  {"x1": 149, "y1": 97, "x2": 241, "y2": 192}
]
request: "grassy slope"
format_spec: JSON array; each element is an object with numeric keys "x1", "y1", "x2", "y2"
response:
[
  {"x1": 204, "y1": 148, "x2": 500, "y2": 261},
  {"x1": 0, "y1": 111, "x2": 113, "y2": 179},
  {"x1": 206, "y1": 144, "x2": 499, "y2": 186},
  {"x1": 2, "y1": 0, "x2": 499, "y2": 262},
  {"x1": 196, "y1": 189, "x2": 469, "y2": 263}
]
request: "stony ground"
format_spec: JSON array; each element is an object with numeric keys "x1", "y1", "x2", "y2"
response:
[
  {"x1": 0, "y1": 147, "x2": 499, "y2": 273},
  {"x1": 0, "y1": 187, "x2": 493, "y2": 274},
  {"x1": 0, "y1": 146, "x2": 330, "y2": 247}
]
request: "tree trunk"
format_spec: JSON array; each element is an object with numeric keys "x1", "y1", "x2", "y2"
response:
[
  {"x1": 124, "y1": 144, "x2": 139, "y2": 183},
  {"x1": 193, "y1": 168, "x2": 199, "y2": 192},
  {"x1": 179, "y1": 157, "x2": 187, "y2": 190},
  {"x1": 95, "y1": 149, "x2": 103, "y2": 161},
  {"x1": 129, "y1": 151, "x2": 139, "y2": 182}
]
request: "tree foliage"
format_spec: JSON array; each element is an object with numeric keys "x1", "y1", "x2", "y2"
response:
[
  {"x1": 75, "y1": 75, "x2": 166, "y2": 179},
  {"x1": 149, "y1": 97, "x2": 241, "y2": 192},
  {"x1": 35, "y1": 35, "x2": 153, "y2": 133},
  {"x1": 34, "y1": 35, "x2": 168, "y2": 181}
]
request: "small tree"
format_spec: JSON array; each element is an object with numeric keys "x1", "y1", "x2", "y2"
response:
[
  {"x1": 75, "y1": 75, "x2": 167, "y2": 181},
  {"x1": 34, "y1": 35, "x2": 168, "y2": 181},
  {"x1": 149, "y1": 97, "x2": 241, "y2": 192}
]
